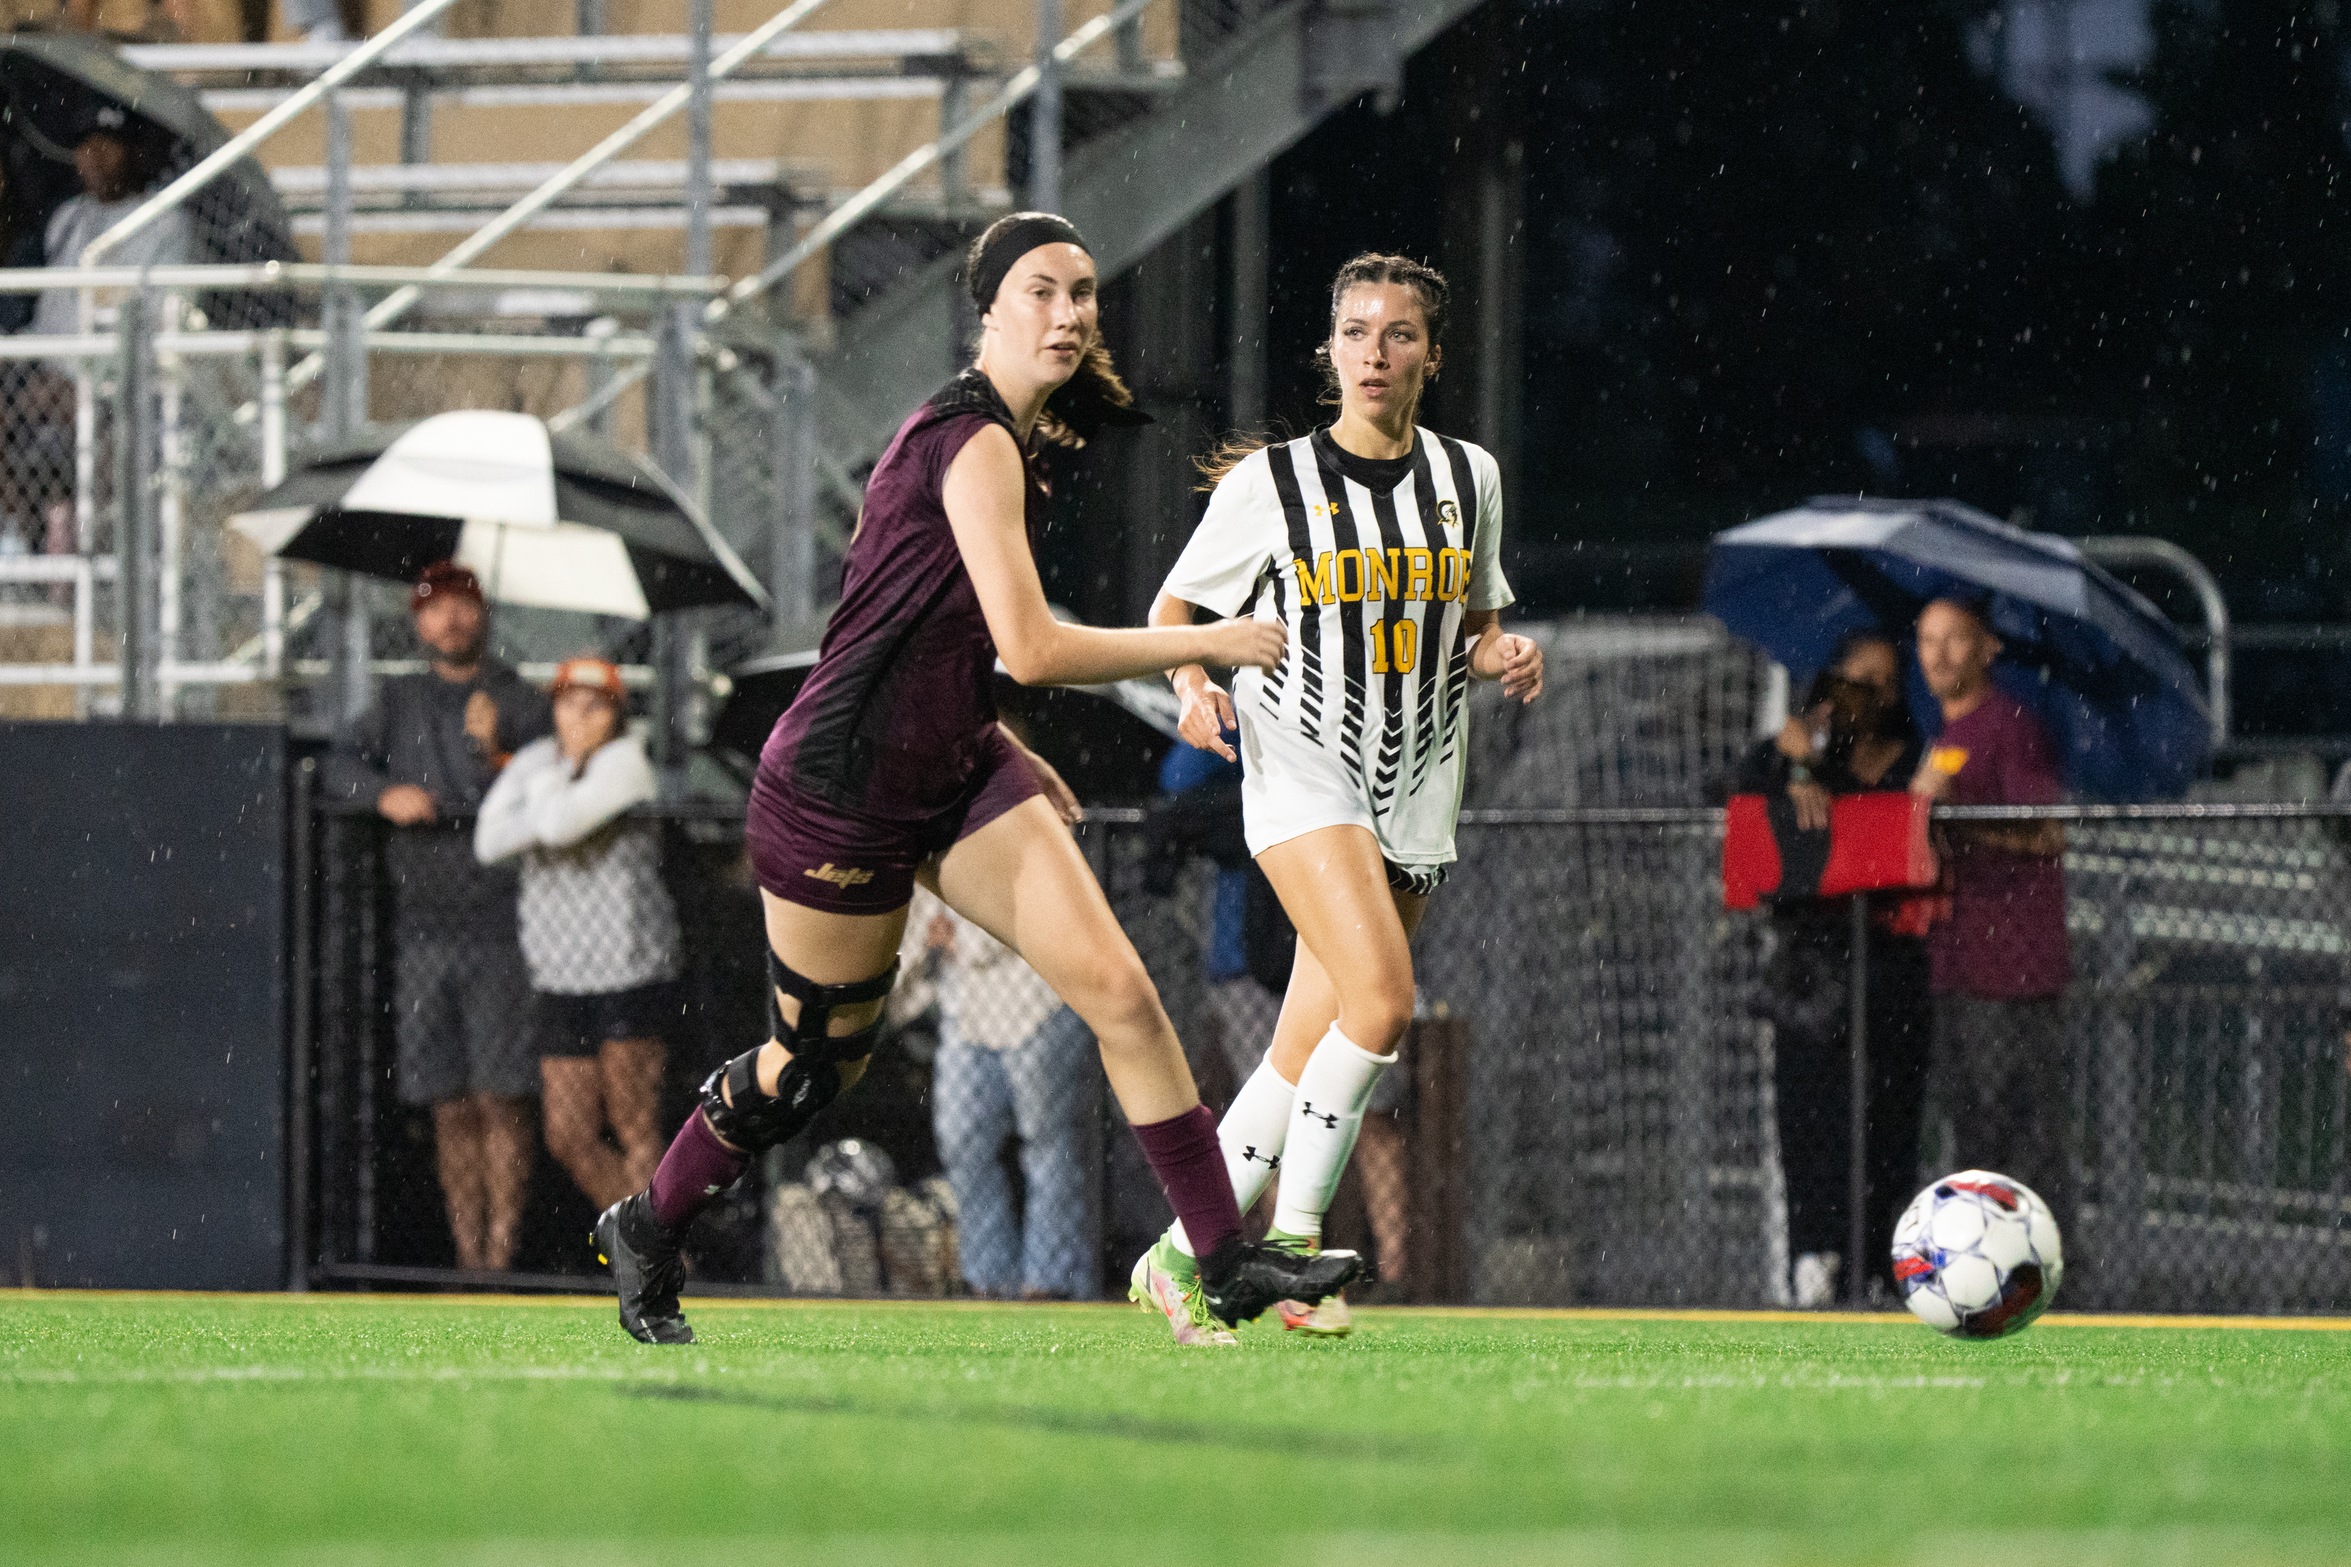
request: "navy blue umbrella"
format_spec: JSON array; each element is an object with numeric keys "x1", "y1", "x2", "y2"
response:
[{"x1": 1702, "y1": 498, "x2": 2211, "y2": 799}]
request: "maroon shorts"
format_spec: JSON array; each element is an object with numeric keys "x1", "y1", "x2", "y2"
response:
[{"x1": 746, "y1": 725, "x2": 1045, "y2": 914}]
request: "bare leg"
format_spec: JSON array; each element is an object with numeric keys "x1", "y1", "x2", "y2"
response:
[
  {"x1": 932, "y1": 798, "x2": 1284, "y2": 1280},
  {"x1": 931, "y1": 796, "x2": 1200, "y2": 1125},
  {"x1": 542, "y1": 1058, "x2": 632, "y2": 1212},
  {"x1": 600, "y1": 1037, "x2": 667, "y2": 1191},
  {"x1": 478, "y1": 1093, "x2": 536, "y2": 1272},
  {"x1": 1257, "y1": 826, "x2": 1428, "y2": 1082},
  {"x1": 432, "y1": 1097, "x2": 488, "y2": 1270},
  {"x1": 1254, "y1": 827, "x2": 1428, "y2": 1249}
]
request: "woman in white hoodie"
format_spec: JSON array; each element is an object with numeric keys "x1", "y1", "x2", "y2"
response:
[{"x1": 476, "y1": 656, "x2": 682, "y2": 1211}]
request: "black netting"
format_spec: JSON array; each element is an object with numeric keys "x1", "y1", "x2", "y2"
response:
[{"x1": 298, "y1": 800, "x2": 2351, "y2": 1313}]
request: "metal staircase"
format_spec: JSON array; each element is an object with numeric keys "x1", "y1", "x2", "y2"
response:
[
  {"x1": 804, "y1": 0, "x2": 1493, "y2": 477},
  {"x1": 2, "y1": 0, "x2": 1496, "y2": 717}
]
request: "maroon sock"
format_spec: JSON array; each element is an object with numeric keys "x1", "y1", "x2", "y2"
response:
[
  {"x1": 647, "y1": 1109, "x2": 748, "y2": 1231},
  {"x1": 1132, "y1": 1105, "x2": 1242, "y2": 1259}
]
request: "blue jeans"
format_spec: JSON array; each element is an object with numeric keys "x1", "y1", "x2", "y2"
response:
[{"x1": 932, "y1": 1007, "x2": 1095, "y2": 1298}]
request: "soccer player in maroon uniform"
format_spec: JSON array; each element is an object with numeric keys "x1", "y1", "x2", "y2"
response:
[{"x1": 594, "y1": 213, "x2": 1361, "y2": 1343}]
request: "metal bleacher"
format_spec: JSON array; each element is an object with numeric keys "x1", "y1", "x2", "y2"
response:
[
  {"x1": 123, "y1": 25, "x2": 1041, "y2": 249},
  {"x1": 2, "y1": 0, "x2": 1488, "y2": 719}
]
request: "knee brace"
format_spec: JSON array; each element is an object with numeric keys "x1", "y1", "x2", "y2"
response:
[{"x1": 699, "y1": 950, "x2": 899, "y2": 1152}]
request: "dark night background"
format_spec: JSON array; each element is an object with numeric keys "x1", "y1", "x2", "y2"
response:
[{"x1": 1044, "y1": 0, "x2": 2351, "y2": 748}]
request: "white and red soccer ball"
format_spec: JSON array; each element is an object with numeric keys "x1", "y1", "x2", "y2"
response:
[{"x1": 1890, "y1": 1170, "x2": 2063, "y2": 1338}]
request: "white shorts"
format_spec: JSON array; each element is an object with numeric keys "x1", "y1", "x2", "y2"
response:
[{"x1": 1236, "y1": 703, "x2": 1452, "y2": 894}]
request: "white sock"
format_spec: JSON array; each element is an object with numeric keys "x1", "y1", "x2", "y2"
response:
[
  {"x1": 1271, "y1": 1023, "x2": 1396, "y2": 1241},
  {"x1": 1170, "y1": 1054, "x2": 1296, "y2": 1256}
]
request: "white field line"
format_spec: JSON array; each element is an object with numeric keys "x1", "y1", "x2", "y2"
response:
[{"x1": 0, "y1": 1363, "x2": 673, "y2": 1387}]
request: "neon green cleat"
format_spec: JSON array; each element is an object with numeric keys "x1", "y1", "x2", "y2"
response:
[
  {"x1": 1129, "y1": 1234, "x2": 1239, "y2": 1347},
  {"x1": 1267, "y1": 1228, "x2": 1354, "y2": 1337}
]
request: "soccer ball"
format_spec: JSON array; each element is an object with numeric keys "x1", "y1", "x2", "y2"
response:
[{"x1": 1890, "y1": 1170, "x2": 2063, "y2": 1338}]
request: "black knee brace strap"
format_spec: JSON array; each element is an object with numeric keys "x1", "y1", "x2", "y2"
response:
[
  {"x1": 762, "y1": 949, "x2": 898, "y2": 1063},
  {"x1": 701, "y1": 951, "x2": 900, "y2": 1152}
]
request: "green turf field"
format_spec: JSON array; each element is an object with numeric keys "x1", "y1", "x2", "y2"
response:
[{"x1": 6, "y1": 1294, "x2": 2351, "y2": 1566}]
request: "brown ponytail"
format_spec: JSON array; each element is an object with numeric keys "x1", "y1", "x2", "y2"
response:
[
  {"x1": 1037, "y1": 335, "x2": 1136, "y2": 450},
  {"x1": 1195, "y1": 251, "x2": 1450, "y2": 489},
  {"x1": 1194, "y1": 431, "x2": 1281, "y2": 490}
]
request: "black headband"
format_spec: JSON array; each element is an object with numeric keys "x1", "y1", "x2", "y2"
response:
[{"x1": 967, "y1": 214, "x2": 1091, "y2": 310}]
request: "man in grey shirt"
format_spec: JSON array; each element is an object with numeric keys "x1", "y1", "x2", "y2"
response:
[
  {"x1": 31, "y1": 108, "x2": 194, "y2": 340},
  {"x1": 325, "y1": 562, "x2": 552, "y2": 1272},
  {"x1": 13, "y1": 109, "x2": 192, "y2": 555}
]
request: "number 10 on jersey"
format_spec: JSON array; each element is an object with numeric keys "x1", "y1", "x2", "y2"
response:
[{"x1": 1369, "y1": 617, "x2": 1419, "y2": 674}]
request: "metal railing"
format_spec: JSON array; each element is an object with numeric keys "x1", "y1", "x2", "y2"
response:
[
  {"x1": 279, "y1": 0, "x2": 840, "y2": 404},
  {"x1": 543, "y1": 0, "x2": 1168, "y2": 435},
  {"x1": 2079, "y1": 534, "x2": 2232, "y2": 748},
  {"x1": 0, "y1": 266, "x2": 723, "y2": 713},
  {"x1": 81, "y1": 0, "x2": 474, "y2": 269}
]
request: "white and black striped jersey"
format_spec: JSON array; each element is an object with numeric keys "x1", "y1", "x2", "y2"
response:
[{"x1": 1161, "y1": 426, "x2": 1512, "y2": 864}]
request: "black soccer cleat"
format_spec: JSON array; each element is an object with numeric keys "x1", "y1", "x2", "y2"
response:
[
  {"x1": 1195, "y1": 1238, "x2": 1365, "y2": 1328},
  {"x1": 593, "y1": 1193, "x2": 695, "y2": 1345}
]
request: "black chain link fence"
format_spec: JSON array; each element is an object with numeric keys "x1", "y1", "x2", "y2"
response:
[{"x1": 294, "y1": 791, "x2": 2351, "y2": 1314}]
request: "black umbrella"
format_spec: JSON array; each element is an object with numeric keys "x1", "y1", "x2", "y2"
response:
[
  {"x1": 230, "y1": 410, "x2": 768, "y2": 619},
  {"x1": 712, "y1": 646, "x2": 1178, "y2": 800},
  {"x1": 0, "y1": 30, "x2": 294, "y2": 265}
]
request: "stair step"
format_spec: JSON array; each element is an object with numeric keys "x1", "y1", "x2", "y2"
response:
[
  {"x1": 201, "y1": 75, "x2": 945, "y2": 115},
  {"x1": 293, "y1": 204, "x2": 777, "y2": 235},
  {"x1": 269, "y1": 157, "x2": 815, "y2": 200},
  {"x1": 286, "y1": 187, "x2": 1013, "y2": 236},
  {"x1": 125, "y1": 30, "x2": 981, "y2": 77}
]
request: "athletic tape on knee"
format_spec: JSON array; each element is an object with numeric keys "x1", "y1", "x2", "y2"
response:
[
  {"x1": 1271, "y1": 1023, "x2": 1397, "y2": 1241},
  {"x1": 1171, "y1": 1053, "x2": 1297, "y2": 1257}
]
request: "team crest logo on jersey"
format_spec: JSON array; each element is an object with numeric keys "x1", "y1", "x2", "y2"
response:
[{"x1": 1437, "y1": 499, "x2": 1460, "y2": 526}]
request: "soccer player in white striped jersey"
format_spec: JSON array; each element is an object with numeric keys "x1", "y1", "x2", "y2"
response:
[{"x1": 1128, "y1": 253, "x2": 1544, "y2": 1343}]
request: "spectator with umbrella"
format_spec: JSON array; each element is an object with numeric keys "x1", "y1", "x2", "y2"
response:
[
  {"x1": 0, "y1": 30, "x2": 296, "y2": 551},
  {"x1": 28, "y1": 103, "x2": 188, "y2": 338},
  {"x1": 1908, "y1": 594, "x2": 2072, "y2": 1236},
  {"x1": 19, "y1": 102, "x2": 184, "y2": 558},
  {"x1": 259, "y1": 409, "x2": 763, "y2": 1272},
  {"x1": 323, "y1": 561, "x2": 551, "y2": 1274},
  {"x1": 1732, "y1": 629, "x2": 1930, "y2": 1306},
  {"x1": 0, "y1": 30, "x2": 295, "y2": 274},
  {"x1": 476, "y1": 655, "x2": 681, "y2": 1217},
  {"x1": 1705, "y1": 498, "x2": 2209, "y2": 1259}
]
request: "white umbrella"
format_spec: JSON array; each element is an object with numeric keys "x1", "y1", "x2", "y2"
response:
[{"x1": 232, "y1": 410, "x2": 767, "y2": 620}]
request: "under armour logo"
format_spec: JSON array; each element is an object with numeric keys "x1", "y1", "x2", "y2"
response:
[
  {"x1": 1301, "y1": 1100, "x2": 1341, "y2": 1130},
  {"x1": 1240, "y1": 1145, "x2": 1281, "y2": 1169}
]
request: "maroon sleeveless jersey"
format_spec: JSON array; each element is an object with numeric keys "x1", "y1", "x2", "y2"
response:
[{"x1": 747, "y1": 369, "x2": 1049, "y2": 910}]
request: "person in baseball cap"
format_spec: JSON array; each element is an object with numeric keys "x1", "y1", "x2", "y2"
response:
[
  {"x1": 477, "y1": 650, "x2": 680, "y2": 1219},
  {"x1": 550, "y1": 654, "x2": 626, "y2": 705},
  {"x1": 412, "y1": 559, "x2": 485, "y2": 610},
  {"x1": 322, "y1": 559, "x2": 552, "y2": 1273}
]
